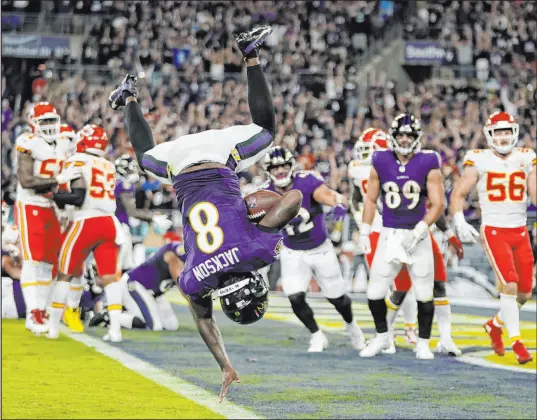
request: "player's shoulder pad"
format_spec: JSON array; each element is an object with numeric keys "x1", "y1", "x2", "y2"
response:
[
  {"x1": 371, "y1": 149, "x2": 388, "y2": 168},
  {"x1": 64, "y1": 152, "x2": 88, "y2": 168},
  {"x1": 421, "y1": 149, "x2": 441, "y2": 169},
  {"x1": 15, "y1": 132, "x2": 37, "y2": 154},
  {"x1": 462, "y1": 149, "x2": 485, "y2": 167},
  {"x1": 514, "y1": 147, "x2": 536, "y2": 166},
  {"x1": 295, "y1": 170, "x2": 324, "y2": 181}
]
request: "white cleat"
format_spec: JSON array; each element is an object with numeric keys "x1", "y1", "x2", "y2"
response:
[
  {"x1": 359, "y1": 333, "x2": 390, "y2": 357},
  {"x1": 103, "y1": 330, "x2": 123, "y2": 343},
  {"x1": 346, "y1": 321, "x2": 366, "y2": 350},
  {"x1": 381, "y1": 335, "x2": 397, "y2": 354},
  {"x1": 416, "y1": 339, "x2": 435, "y2": 360},
  {"x1": 46, "y1": 329, "x2": 59, "y2": 339},
  {"x1": 307, "y1": 330, "x2": 329, "y2": 352},
  {"x1": 26, "y1": 318, "x2": 50, "y2": 334},
  {"x1": 436, "y1": 339, "x2": 462, "y2": 356}
]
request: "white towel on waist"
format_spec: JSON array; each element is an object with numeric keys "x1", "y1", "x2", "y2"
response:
[{"x1": 383, "y1": 229, "x2": 413, "y2": 265}]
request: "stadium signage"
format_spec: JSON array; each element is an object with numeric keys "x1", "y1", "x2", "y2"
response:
[
  {"x1": 404, "y1": 41, "x2": 446, "y2": 64},
  {"x1": 2, "y1": 35, "x2": 70, "y2": 58}
]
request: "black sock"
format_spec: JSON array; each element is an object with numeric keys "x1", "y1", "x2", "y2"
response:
[
  {"x1": 247, "y1": 64, "x2": 275, "y2": 136},
  {"x1": 289, "y1": 293, "x2": 319, "y2": 334},
  {"x1": 124, "y1": 101, "x2": 155, "y2": 165},
  {"x1": 417, "y1": 300, "x2": 435, "y2": 339},
  {"x1": 390, "y1": 290, "x2": 407, "y2": 306},
  {"x1": 368, "y1": 299, "x2": 388, "y2": 333},
  {"x1": 131, "y1": 316, "x2": 146, "y2": 329},
  {"x1": 327, "y1": 295, "x2": 353, "y2": 324}
]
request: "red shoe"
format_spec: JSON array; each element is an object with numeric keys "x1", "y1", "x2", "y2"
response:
[
  {"x1": 484, "y1": 319, "x2": 505, "y2": 356},
  {"x1": 39, "y1": 309, "x2": 49, "y2": 322},
  {"x1": 512, "y1": 340, "x2": 533, "y2": 365}
]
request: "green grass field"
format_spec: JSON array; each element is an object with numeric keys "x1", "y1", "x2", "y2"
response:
[{"x1": 1, "y1": 320, "x2": 222, "y2": 419}]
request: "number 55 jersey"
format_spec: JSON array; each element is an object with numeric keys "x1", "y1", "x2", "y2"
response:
[{"x1": 59, "y1": 153, "x2": 123, "y2": 277}]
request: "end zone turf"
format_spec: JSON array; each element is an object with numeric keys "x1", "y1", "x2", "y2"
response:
[{"x1": 1, "y1": 320, "x2": 223, "y2": 419}]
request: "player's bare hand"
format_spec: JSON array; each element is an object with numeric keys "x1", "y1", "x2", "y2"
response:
[{"x1": 219, "y1": 366, "x2": 240, "y2": 403}]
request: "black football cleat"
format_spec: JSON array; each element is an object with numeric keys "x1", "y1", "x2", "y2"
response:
[
  {"x1": 88, "y1": 310, "x2": 110, "y2": 328},
  {"x1": 108, "y1": 74, "x2": 138, "y2": 110},
  {"x1": 234, "y1": 26, "x2": 273, "y2": 60}
]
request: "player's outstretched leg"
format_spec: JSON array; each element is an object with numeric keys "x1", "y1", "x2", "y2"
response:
[
  {"x1": 327, "y1": 295, "x2": 366, "y2": 350},
  {"x1": 433, "y1": 281, "x2": 461, "y2": 356},
  {"x1": 288, "y1": 292, "x2": 328, "y2": 352}
]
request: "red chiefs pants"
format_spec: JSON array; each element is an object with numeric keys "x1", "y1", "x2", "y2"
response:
[
  {"x1": 481, "y1": 225, "x2": 534, "y2": 294},
  {"x1": 15, "y1": 202, "x2": 61, "y2": 264},
  {"x1": 59, "y1": 216, "x2": 120, "y2": 277}
]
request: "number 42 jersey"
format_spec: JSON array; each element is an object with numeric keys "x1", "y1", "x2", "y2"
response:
[
  {"x1": 463, "y1": 148, "x2": 536, "y2": 228},
  {"x1": 267, "y1": 170, "x2": 327, "y2": 250},
  {"x1": 63, "y1": 153, "x2": 117, "y2": 220}
]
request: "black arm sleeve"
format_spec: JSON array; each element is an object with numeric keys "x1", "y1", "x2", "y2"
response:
[
  {"x1": 247, "y1": 64, "x2": 275, "y2": 137},
  {"x1": 124, "y1": 101, "x2": 155, "y2": 165},
  {"x1": 52, "y1": 188, "x2": 86, "y2": 209}
]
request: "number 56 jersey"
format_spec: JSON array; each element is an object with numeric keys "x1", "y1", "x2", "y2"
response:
[
  {"x1": 63, "y1": 153, "x2": 117, "y2": 220},
  {"x1": 463, "y1": 148, "x2": 536, "y2": 228}
]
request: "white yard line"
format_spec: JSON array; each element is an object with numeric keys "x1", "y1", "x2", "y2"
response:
[
  {"x1": 61, "y1": 326, "x2": 263, "y2": 419},
  {"x1": 456, "y1": 349, "x2": 537, "y2": 375}
]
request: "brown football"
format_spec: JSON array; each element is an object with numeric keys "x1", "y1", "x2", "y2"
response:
[{"x1": 244, "y1": 189, "x2": 281, "y2": 223}]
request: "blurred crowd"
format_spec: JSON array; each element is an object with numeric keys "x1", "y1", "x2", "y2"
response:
[{"x1": 2, "y1": 1, "x2": 536, "y2": 225}]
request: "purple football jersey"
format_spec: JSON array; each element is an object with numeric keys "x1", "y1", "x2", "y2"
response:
[
  {"x1": 11, "y1": 279, "x2": 26, "y2": 318},
  {"x1": 173, "y1": 167, "x2": 283, "y2": 297},
  {"x1": 267, "y1": 171, "x2": 327, "y2": 250},
  {"x1": 127, "y1": 241, "x2": 185, "y2": 297},
  {"x1": 114, "y1": 177, "x2": 136, "y2": 226},
  {"x1": 372, "y1": 150, "x2": 441, "y2": 229}
]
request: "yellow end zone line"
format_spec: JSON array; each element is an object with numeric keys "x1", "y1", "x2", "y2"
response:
[
  {"x1": 60, "y1": 326, "x2": 263, "y2": 419},
  {"x1": 456, "y1": 350, "x2": 537, "y2": 375}
]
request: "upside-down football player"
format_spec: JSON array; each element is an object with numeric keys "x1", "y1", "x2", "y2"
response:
[{"x1": 108, "y1": 26, "x2": 302, "y2": 401}]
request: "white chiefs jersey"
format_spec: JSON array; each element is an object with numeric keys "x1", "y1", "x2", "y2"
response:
[
  {"x1": 463, "y1": 147, "x2": 536, "y2": 228},
  {"x1": 63, "y1": 153, "x2": 117, "y2": 220},
  {"x1": 15, "y1": 133, "x2": 72, "y2": 207},
  {"x1": 347, "y1": 159, "x2": 382, "y2": 232}
]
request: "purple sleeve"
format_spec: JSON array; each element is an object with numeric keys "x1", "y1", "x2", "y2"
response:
[
  {"x1": 307, "y1": 172, "x2": 325, "y2": 192},
  {"x1": 115, "y1": 179, "x2": 135, "y2": 196}
]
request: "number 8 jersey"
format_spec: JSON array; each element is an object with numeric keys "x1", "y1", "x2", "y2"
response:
[
  {"x1": 372, "y1": 149, "x2": 441, "y2": 229},
  {"x1": 463, "y1": 148, "x2": 536, "y2": 228},
  {"x1": 63, "y1": 152, "x2": 117, "y2": 220}
]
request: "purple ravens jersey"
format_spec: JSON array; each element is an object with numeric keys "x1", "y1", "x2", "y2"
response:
[
  {"x1": 372, "y1": 150, "x2": 441, "y2": 229},
  {"x1": 173, "y1": 167, "x2": 283, "y2": 298},
  {"x1": 127, "y1": 241, "x2": 186, "y2": 298},
  {"x1": 267, "y1": 171, "x2": 327, "y2": 250},
  {"x1": 114, "y1": 177, "x2": 136, "y2": 225}
]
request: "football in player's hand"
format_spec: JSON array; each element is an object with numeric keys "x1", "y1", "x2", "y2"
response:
[{"x1": 244, "y1": 190, "x2": 281, "y2": 223}]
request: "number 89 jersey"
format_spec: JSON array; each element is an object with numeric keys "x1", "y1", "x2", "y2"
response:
[
  {"x1": 64, "y1": 153, "x2": 117, "y2": 220},
  {"x1": 372, "y1": 150, "x2": 441, "y2": 229},
  {"x1": 463, "y1": 148, "x2": 536, "y2": 228}
]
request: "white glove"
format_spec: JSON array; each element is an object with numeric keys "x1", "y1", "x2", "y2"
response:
[
  {"x1": 152, "y1": 214, "x2": 173, "y2": 232},
  {"x1": 357, "y1": 224, "x2": 372, "y2": 255},
  {"x1": 401, "y1": 221, "x2": 429, "y2": 253},
  {"x1": 56, "y1": 165, "x2": 82, "y2": 184},
  {"x1": 453, "y1": 212, "x2": 479, "y2": 243}
]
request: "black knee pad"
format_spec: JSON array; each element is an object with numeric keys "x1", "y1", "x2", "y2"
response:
[
  {"x1": 288, "y1": 292, "x2": 307, "y2": 308},
  {"x1": 433, "y1": 280, "x2": 447, "y2": 298},
  {"x1": 327, "y1": 295, "x2": 350, "y2": 310}
]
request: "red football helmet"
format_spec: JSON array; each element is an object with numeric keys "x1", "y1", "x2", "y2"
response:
[
  {"x1": 28, "y1": 102, "x2": 61, "y2": 143},
  {"x1": 75, "y1": 125, "x2": 109, "y2": 156},
  {"x1": 353, "y1": 128, "x2": 389, "y2": 162},
  {"x1": 59, "y1": 123, "x2": 76, "y2": 142},
  {"x1": 483, "y1": 111, "x2": 519, "y2": 154}
]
